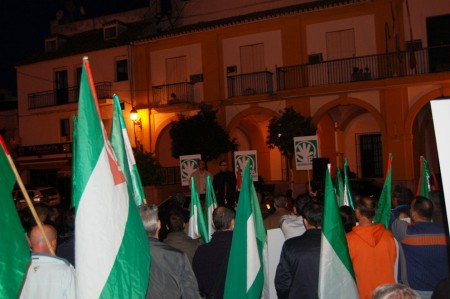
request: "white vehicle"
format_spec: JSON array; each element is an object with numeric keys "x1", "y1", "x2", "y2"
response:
[{"x1": 13, "y1": 187, "x2": 61, "y2": 210}]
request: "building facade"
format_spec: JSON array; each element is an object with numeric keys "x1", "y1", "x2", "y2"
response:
[{"x1": 15, "y1": 0, "x2": 450, "y2": 201}]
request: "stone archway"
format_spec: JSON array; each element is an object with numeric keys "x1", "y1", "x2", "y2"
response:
[{"x1": 312, "y1": 97, "x2": 386, "y2": 179}]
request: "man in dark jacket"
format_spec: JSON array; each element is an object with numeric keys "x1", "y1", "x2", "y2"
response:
[
  {"x1": 213, "y1": 160, "x2": 237, "y2": 208},
  {"x1": 139, "y1": 204, "x2": 201, "y2": 299},
  {"x1": 275, "y1": 201, "x2": 323, "y2": 299},
  {"x1": 192, "y1": 206, "x2": 235, "y2": 298}
]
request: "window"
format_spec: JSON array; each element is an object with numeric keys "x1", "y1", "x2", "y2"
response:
[
  {"x1": 359, "y1": 134, "x2": 383, "y2": 178},
  {"x1": 60, "y1": 119, "x2": 70, "y2": 137},
  {"x1": 165, "y1": 56, "x2": 187, "y2": 83},
  {"x1": 75, "y1": 67, "x2": 82, "y2": 86},
  {"x1": 240, "y1": 43, "x2": 265, "y2": 73},
  {"x1": 326, "y1": 29, "x2": 355, "y2": 60},
  {"x1": 55, "y1": 70, "x2": 68, "y2": 104},
  {"x1": 116, "y1": 59, "x2": 128, "y2": 81},
  {"x1": 104, "y1": 25, "x2": 118, "y2": 40}
]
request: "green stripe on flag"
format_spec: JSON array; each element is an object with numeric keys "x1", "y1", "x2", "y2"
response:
[
  {"x1": 374, "y1": 153, "x2": 393, "y2": 228},
  {"x1": 0, "y1": 136, "x2": 30, "y2": 298},
  {"x1": 319, "y1": 164, "x2": 358, "y2": 298},
  {"x1": 74, "y1": 57, "x2": 150, "y2": 298},
  {"x1": 110, "y1": 95, "x2": 146, "y2": 206},
  {"x1": 224, "y1": 162, "x2": 266, "y2": 299}
]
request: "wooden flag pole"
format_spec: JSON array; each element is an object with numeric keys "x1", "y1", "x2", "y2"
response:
[{"x1": 0, "y1": 141, "x2": 55, "y2": 256}]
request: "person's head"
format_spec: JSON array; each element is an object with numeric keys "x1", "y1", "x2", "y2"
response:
[
  {"x1": 212, "y1": 206, "x2": 235, "y2": 231},
  {"x1": 167, "y1": 210, "x2": 185, "y2": 233},
  {"x1": 339, "y1": 205, "x2": 357, "y2": 233},
  {"x1": 171, "y1": 192, "x2": 186, "y2": 208},
  {"x1": 294, "y1": 193, "x2": 311, "y2": 216},
  {"x1": 29, "y1": 224, "x2": 57, "y2": 253},
  {"x1": 197, "y1": 160, "x2": 206, "y2": 171},
  {"x1": 410, "y1": 196, "x2": 434, "y2": 222},
  {"x1": 302, "y1": 201, "x2": 323, "y2": 229},
  {"x1": 393, "y1": 185, "x2": 414, "y2": 208},
  {"x1": 139, "y1": 204, "x2": 160, "y2": 238},
  {"x1": 355, "y1": 196, "x2": 377, "y2": 221},
  {"x1": 219, "y1": 160, "x2": 228, "y2": 172},
  {"x1": 372, "y1": 283, "x2": 420, "y2": 299},
  {"x1": 285, "y1": 189, "x2": 293, "y2": 199},
  {"x1": 34, "y1": 203, "x2": 49, "y2": 223},
  {"x1": 274, "y1": 196, "x2": 288, "y2": 209}
]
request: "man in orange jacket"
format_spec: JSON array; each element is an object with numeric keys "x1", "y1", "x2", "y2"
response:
[{"x1": 347, "y1": 196, "x2": 398, "y2": 299}]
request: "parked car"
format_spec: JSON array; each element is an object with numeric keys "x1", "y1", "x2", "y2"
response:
[{"x1": 13, "y1": 187, "x2": 61, "y2": 210}]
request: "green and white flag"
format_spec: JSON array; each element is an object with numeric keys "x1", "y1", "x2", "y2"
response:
[
  {"x1": 416, "y1": 156, "x2": 431, "y2": 198},
  {"x1": 374, "y1": 154, "x2": 393, "y2": 228},
  {"x1": 343, "y1": 158, "x2": 355, "y2": 209},
  {"x1": 318, "y1": 164, "x2": 358, "y2": 298},
  {"x1": 205, "y1": 175, "x2": 218, "y2": 242},
  {"x1": 188, "y1": 176, "x2": 209, "y2": 243},
  {"x1": 0, "y1": 135, "x2": 30, "y2": 298},
  {"x1": 74, "y1": 57, "x2": 150, "y2": 298},
  {"x1": 336, "y1": 167, "x2": 345, "y2": 206},
  {"x1": 224, "y1": 162, "x2": 266, "y2": 299},
  {"x1": 110, "y1": 94, "x2": 146, "y2": 206}
]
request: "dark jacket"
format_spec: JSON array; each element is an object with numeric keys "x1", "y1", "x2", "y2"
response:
[
  {"x1": 192, "y1": 231, "x2": 233, "y2": 298},
  {"x1": 275, "y1": 229, "x2": 321, "y2": 299},
  {"x1": 213, "y1": 171, "x2": 237, "y2": 207},
  {"x1": 147, "y1": 237, "x2": 201, "y2": 299},
  {"x1": 164, "y1": 231, "x2": 203, "y2": 265}
]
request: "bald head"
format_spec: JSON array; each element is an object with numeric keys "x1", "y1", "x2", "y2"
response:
[{"x1": 30, "y1": 224, "x2": 57, "y2": 253}]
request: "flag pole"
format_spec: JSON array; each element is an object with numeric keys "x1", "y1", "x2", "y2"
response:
[{"x1": 0, "y1": 138, "x2": 55, "y2": 255}]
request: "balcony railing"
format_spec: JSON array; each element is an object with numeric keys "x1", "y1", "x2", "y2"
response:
[
  {"x1": 28, "y1": 82, "x2": 112, "y2": 109},
  {"x1": 277, "y1": 47, "x2": 450, "y2": 90},
  {"x1": 152, "y1": 82, "x2": 195, "y2": 106},
  {"x1": 227, "y1": 71, "x2": 273, "y2": 98}
]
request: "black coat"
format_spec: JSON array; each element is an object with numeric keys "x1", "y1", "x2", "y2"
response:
[
  {"x1": 275, "y1": 229, "x2": 322, "y2": 299},
  {"x1": 192, "y1": 231, "x2": 233, "y2": 298}
]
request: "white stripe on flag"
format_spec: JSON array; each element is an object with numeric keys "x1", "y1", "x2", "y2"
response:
[
  {"x1": 318, "y1": 235, "x2": 358, "y2": 298},
  {"x1": 75, "y1": 149, "x2": 128, "y2": 298},
  {"x1": 247, "y1": 215, "x2": 260, "y2": 291}
]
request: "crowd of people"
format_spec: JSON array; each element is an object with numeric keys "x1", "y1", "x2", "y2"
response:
[{"x1": 15, "y1": 160, "x2": 450, "y2": 299}]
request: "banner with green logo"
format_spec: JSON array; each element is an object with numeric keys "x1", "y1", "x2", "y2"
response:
[
  {"x1": 294, "y1": 135, "x2": 319, "y2": 170},
  {"x1": 180, "y1": 154, "x2": 201, "y2": 186},
  {"x1": 234, "y1": 150, "x2": 258, "y2": 182}
]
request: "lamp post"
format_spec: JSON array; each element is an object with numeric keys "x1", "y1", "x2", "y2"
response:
[{"x1": 130, "y1": 107, "x2": 142, "y2": 151}]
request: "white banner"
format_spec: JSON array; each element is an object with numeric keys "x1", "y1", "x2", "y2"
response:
[
  {"x1": 234, "y1": 150, "x2": 258, "y2": 182},
  {"x1": 294, "y1": 135, "x2": 319, "y2": 170},
  {"x1": 430, "y1": 99, "x2": 450, "y2": 229},
  {"x1": 179, "y1": 154, "x2": 202, "y2": 186}
]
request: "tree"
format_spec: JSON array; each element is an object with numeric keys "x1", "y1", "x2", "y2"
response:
[
  {"x1": 134, "y1": 150, "x2": 163, "y2": 186},
  {"x1": 266, "y1": 107, "x2": 316, "y2": 166},
  {"x1": 170, "y1": 104, "x2": 237, "y2": 161}
]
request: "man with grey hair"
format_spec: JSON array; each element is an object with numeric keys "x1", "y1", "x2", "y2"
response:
[
  {"x1": 138, "y1": 204, "x2": 201, "y2": 299},
  {"x1": 264, "y1": 195, "x2": 290, "y2": 230}
]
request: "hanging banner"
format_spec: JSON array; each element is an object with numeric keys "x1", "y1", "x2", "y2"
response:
[
  {"x1": 430, "y1": 99, "x2": 450, "y2": 228},
  {"x1": 180, "y1": 154, "x2": 201, "y2": 186},
  {"x1": 234, "y1": 150, "x2": 258, "y2": 182},
  {"x1": 294, "y1": 135, "x2": 319, "y2": 170}
]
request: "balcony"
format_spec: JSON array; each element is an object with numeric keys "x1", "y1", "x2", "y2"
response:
[
  {"x1": 227, "y1": 71, "x2": 273, "y2": 98},
  {"x1": 152, "y1": 82, "x2": 195, "y2": 107},
  {"x1": 28, "y1": 82, "x2": 112, "y2": 109},
  {"x1": 277, "y1": 46, "x2": 450, "y2": 90}
]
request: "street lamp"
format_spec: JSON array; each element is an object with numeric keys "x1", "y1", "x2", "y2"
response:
[{"x1": 130, "y1": 107, "x2": 142, "y2": 151}]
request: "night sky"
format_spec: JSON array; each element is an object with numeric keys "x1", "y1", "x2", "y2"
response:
[{"x1": 0, "y1": 0, "x2": 148, "y2": 93}]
